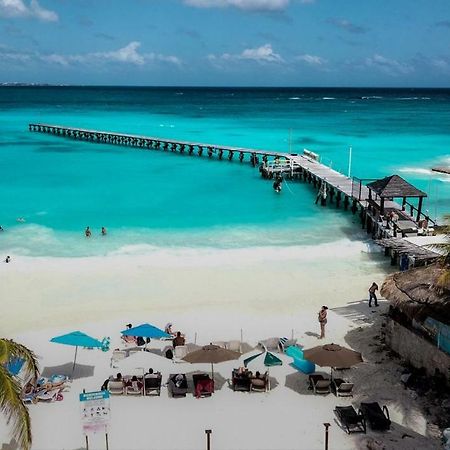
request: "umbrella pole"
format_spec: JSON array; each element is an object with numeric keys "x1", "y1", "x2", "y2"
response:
[
  {"x1": 72, "y1": 346, "x2": 78, "y2": 378},
  {"x1": 211, "y1": 363, "x2": 214, "y2": 383}
]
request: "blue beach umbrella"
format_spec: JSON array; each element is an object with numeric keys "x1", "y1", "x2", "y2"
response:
[
  {"x1": 5, "y1": 357, "x2": 25, "y2": 376},
  {"x1": 121, "y1": 323, "x2": 170, "y2": 339},
  {"x1": 50, "y1": 331, "x2": 103, "y2": 376}
]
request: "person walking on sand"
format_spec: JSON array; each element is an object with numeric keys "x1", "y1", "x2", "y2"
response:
[
  {"x1": 318, "y1": 306, "x2": 328, "y2": 339},
  {"x1": 369, "y1": 282, "x2": 379, "y2": 307},
  {"x1": 85, "y1": 226, "x2": 91, "y2": 238}
]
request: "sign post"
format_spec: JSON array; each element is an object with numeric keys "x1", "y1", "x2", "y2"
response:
[{"x1": 80, "y1": 390, "x2": 111, "y2": 449}]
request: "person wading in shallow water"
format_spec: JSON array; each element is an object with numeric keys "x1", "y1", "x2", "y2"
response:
[
  {"x1": 318, "y1": 306, "x2": 328, "y2": 339},
  {"x1": 85, "y1": 226, "x2": 91, "y2": 238}
]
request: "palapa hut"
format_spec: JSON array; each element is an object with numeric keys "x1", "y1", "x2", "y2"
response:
[
  {"x1": 366, "y1": 174, "x2": 428, "y2": 221},
  {"x1": 381, "y1": 263, "x2": 450, "y2": 377}
]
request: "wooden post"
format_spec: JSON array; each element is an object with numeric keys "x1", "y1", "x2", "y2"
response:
[
  {"x1": 205, "y1": 429, "x2": 212, "y2": 450},
  {"x1": 380, "y1": 197, "x2": 385, "y2": 216},
  {"x1": 336, "y1": 191, "x2": 341, "y2": 208},
  {"x1": 417, "y1": 196, "x2": 423, "y2": 222},
  {"x1": 402, "y1": 197, "x2": 406, "y2": 211},
  {"x1": 323, "y1": 423, "x2": 330, "y2": 450},
  {"x1": 344, "y1": 195, "x2": 349, "y2": 211}
]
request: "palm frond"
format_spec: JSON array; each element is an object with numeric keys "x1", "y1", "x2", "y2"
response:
[
  {"x1": 0, "y1": 365, "x2": 32, "y2": 450},
  {"x1": 0, "y1": 339, "x2": 39, "y2": 382}
]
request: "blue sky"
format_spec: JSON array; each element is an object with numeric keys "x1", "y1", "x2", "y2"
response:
[{"x1": 0, "y1": 0, "x2": 450, "y2": 86}]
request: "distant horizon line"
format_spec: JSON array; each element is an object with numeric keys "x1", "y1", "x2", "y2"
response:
[{"x1": 1, "y1": 83, "x2": 450, "y2": 89}]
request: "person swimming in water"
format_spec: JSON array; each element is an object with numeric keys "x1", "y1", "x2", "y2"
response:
[{"x1": 101, "y1": 227, "x2": 107, "y2": 236}]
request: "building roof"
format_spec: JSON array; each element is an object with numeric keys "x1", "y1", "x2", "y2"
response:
[{"x1": 366, "y1": 175, "x2": 427, "y2": 198}]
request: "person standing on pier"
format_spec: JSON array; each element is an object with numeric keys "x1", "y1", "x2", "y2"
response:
[
  {"x1": 368, "y1": 282, "x2": 379, "y2": 307},
  {"x1": 318, "y1": 306, "x2": 328, "y2": 339}
]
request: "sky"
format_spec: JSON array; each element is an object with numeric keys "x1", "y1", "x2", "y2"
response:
[{"x1": 0, "y1": 0, "x2": 450, "y2": 86}]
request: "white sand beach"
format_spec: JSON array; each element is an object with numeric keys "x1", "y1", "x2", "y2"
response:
[{"x1": 0, "y1": 241, "x2": 441, "y2": 449}]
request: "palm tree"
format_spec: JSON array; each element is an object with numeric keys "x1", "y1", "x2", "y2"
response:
[
  {"x1": 427, "y1": 214, "x2": 450, "y2": 291},
  {"x1": 0, "y1": 339, "x2": 39, "y2": 450}
]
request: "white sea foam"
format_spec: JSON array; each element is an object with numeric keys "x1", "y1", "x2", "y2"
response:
[
  {"x1": 397, "y1": 97, "x2": 430, "y2": 100},
  {"x1": 289, "y1": 97, "x2": 300, "y2": 100},
  {"x1": 322, "y1": 97, "x2": 335, "y2": 100},
  {"x1": 398, "y1": 167, "x2": 433, "y2": 175}
]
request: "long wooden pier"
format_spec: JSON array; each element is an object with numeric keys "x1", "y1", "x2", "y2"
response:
[
  {"x1": 29, "y1": 123, "x2": 440, "y2": 268},
  {"x1": 28, "y1": 122, "x2": 366, "y2": 209}
]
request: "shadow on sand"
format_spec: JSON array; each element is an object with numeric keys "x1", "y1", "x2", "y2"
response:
[{"x1": 41, "y1": 362, "x2": 94, "y2": 379}]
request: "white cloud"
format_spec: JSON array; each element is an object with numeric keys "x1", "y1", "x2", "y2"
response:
[
  {"x1": 29, "y1": 0, "x2": 57, "y2": 21},
  {"x1": 40, "y1": 42, "x2": 182, "y2": 68},
  {"x1": 0, "y1": 0, "x2": 58, "y2": 21},
  {"x1": 185, "y1": 0, "x2": 315, "y2": 11},
  {"x1": 184, "y1": 0, "x2": 289, "y2": 11},
  {"x1": 1, "y1": 42, "x2": 182, "y2": 70},
  {"x1": 365, "y1": 54, "x2": 413, "y2": 76},
  {"x1": 209, "y1": 44, "x2": 283, "y2": 64},
  {"x1": 93, "y1": 41, "x2": 146, "y2": 65},
  {"x1": 296, "y1": 53, "x2": 327, "y2": 65}
]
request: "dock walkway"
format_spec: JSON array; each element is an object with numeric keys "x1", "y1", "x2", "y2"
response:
[{"x1": 29, "y1": 123, "x2": 441, "y2": 269}]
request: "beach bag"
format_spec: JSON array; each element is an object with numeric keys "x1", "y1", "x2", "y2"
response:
[{"x1": 165, "y1": 349, "x2": 173, "y2": 359}]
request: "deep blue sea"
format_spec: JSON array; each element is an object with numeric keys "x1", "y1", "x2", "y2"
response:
[{"x1": 0, "y1": 87, "x2": 448, "y2": 256}]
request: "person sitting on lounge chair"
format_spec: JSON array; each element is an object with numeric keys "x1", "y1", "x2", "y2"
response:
[
  {"x1": 144, "y1": 368, "x2": 159, "y2": 379},
  {"x1": 173, "y1": 331, "x2": 185, "y2": 348},
  {"x1": 126, "y1": 375, "x2": 143, "y2": 390}
]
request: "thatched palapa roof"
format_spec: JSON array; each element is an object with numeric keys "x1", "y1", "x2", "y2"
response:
[
  {"x1": 367, "y1": 175, "x2": 427, "y2": 198},
  {"x1": 381, "y1": 264, "x2": 450, "y2": 325}
]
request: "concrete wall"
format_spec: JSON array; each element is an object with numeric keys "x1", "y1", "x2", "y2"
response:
[{"x1": 385, "y1": 319, "x2": 450, "y2": 379}]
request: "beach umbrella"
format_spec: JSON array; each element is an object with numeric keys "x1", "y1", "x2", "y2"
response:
[
  {"x1": 243, "y1": 351, "x2": 282, "y2": 368},
  {"x1": 121, "y1": 323, "x2": 170, "y2": 340},
  {"x1": 244, "y1": 350, "x2": 282, "y2": 390},
  {"x1": 50, "y1": 331, "x2": 103, "y2": 376},
  {"x1": 302, "y1": 343, "x2": 362, "y2": 373},
  {"x1": 182, "y1": 344, "x2": 241, "y2": 381}
]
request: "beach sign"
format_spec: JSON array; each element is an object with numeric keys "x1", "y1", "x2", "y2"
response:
[{"x1": 79, "y1": 390, "x2": 111, "y2": 435}]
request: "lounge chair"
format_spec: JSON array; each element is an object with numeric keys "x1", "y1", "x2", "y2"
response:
[
  {"x1": 332, "y1": 378, "x2": 354, "y2": 397},
  {"x1": 278, "y1": 338, "x2": 297, "y2": 353},
  {"x1": 313, "y1": 379, "x2": 331, "y2": 394},
  {"x1": 173, "y1": 345, "x2": 189, "y2": 362},
  {"x1": 334, "y1": 406, "x2": 366, "y2": 434},
  {"x1": 308, "y1": 374, "x2": 330, "y2": 394},
  {"x1": 360, "y1": 402, "x2": 391, "y2": 431},
  {"x1": 192, "y1": 373, "x2": 214, "y2": 398},
  {"x1": 250, "y1": 372, "x2": 269, "y2": 393},
  {"x1": 232, "y1": 369, "x2": 251, "y2": 392},
  {"x1": 144, "y1": 373, "x2": 162, "y2": 396},
  {"x1": 35, "y1": 387, "x2": 64, "y2": 403},
  {"x1": 168, "y1": 374, "x2": 188, "y2": 398},
  {"x1": 126, "y1": 379, "x2": 143, "y2": 396},
  {"x1": 108, "y1": 380, "x2": 124, "y2": 395}
]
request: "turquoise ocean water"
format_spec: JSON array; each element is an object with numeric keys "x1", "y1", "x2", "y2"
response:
[{"x1": 0, "y1": 87, "x2": 448, "y2": 257}]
